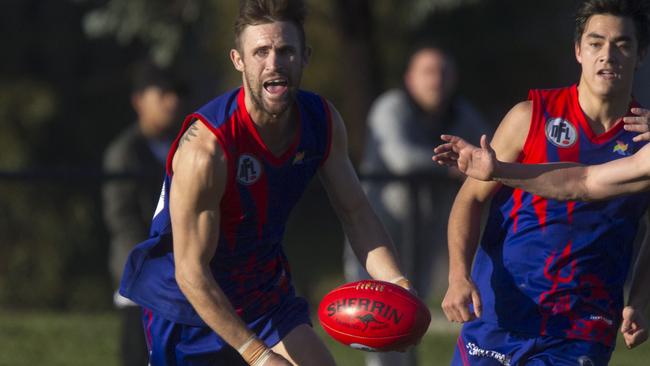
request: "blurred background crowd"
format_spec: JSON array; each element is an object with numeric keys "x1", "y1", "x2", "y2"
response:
[{"x1": 2, "y1": 0, "x2": 650, "y2": 365}]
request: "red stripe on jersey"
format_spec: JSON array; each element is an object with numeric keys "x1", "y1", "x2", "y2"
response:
[
  {"x1": 539, "y1": 240, "x2": 576, "y2": 336},
  {"x1": 248, "y1": 168, "x2": 269, "y2": 241},
  {"x1": 570, "y1": 86, "x2": 625, "y2": 144},
  {"x1": 236, "y1": 88, "x2": 302, "y2": 166},
  {"x1": 532, "y1": 195, "x2": 547, "y2": 229},
  {"x1": 457, "y1": 336, "x2": 470, "y2": 366},
  {"x1": 165, "y1": 114, "x2": 196, "y2": 175},
  {"x1": 566, "y1": 201, "x2": 575, "y2": 224},
  {"x1": 509, "y1": 189, "x2": 523, "y2": 233}
]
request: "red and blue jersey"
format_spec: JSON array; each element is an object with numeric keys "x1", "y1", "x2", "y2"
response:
[
  {"x1": 119, "y1": 87, "x2": 332, "y2": 326},
  {"x1": 474, "y1": 84, "x2": 649, "y2": 346}
]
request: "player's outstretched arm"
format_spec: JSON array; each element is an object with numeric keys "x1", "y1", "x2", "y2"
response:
[
  {"x1": 434, "y1": 134, "x2": 650, "y2": 201},
  {"x1": 318, "y1": 101, "x2": 410, "y2": 291},
  {"x1": 170, "y1": 121, "x2": 290, "y2": 366},
  {"x1": 433, "y1": 134, "x2": 498, "y2": 181},
  {"x1": 442, "y1": 101, "x2": 531, "y2": 323}
]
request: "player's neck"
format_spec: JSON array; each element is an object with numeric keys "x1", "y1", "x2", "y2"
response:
[
  {"x1": 577, "y1": 82, "x2": 631, "y2": 134},
  {"x1": 245, "y1": 96, "x2": 297, "y2": 156}
]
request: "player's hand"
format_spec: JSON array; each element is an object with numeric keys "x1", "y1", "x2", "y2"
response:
[
  {"x1": 433, "y1": 135, "x2": 497, "y2": 181},
  {"x1": 391, "y1": 276, "x2": 424, "y2": 352},
  {"x1": 624, "y1": 108, "x2": 650, "y2": 142},
  {"x1": 441, "y1": 275, "x2": 482, "y2": 323},
  {"x1": 620, "y1": 305, "x2": 649, "y2": 349},
  {"x1": 393, "y1": 277, "x2": 418, "y2": 297},
  {"x1": 261, "y1": 351, "x2": 292, "y2": 366}
]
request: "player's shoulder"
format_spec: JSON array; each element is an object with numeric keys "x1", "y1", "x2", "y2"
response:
[
  {"x1": 172, "y1": 121, "x2": 224, "y2": 174},
  {"x1": 195, "y1": 88, "x2": 242, "y2": 128},
  {"x1": 496, "y1": 100, "x2": 533, "y2": 133},
  {"x1": 491, "y1": 100, "x2": 533, "y2": 161}
]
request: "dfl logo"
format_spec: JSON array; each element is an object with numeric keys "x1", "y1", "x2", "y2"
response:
[{"x1": 237, "y1": 154, "x2": 263, "y2": 185}]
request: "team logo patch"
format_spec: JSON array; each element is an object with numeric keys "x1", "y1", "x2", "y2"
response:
[
  {"x1": 545, "y1": 118, "x2": 577, "y2": 147},
  {"x1": 237, "y1": 154, "x2": 263, "y2": 185},
  {"x1": 613, "y1": 140, "x2": 629, "y2": 156},
  {"x1": 293, "y1": 151, "x2": 305, "y2": 165}
]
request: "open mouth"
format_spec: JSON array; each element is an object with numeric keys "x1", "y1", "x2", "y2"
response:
[
  {"x1": 597, "y1": 69, "x2": 618, "y2": 80},
  {"x1": 263, "y1": 78, "x2": 289, "y2": 95}
]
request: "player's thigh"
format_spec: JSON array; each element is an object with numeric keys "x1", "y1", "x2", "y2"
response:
[{"x1": 271, "y1": 323, "x2": 337, "y2": 366}]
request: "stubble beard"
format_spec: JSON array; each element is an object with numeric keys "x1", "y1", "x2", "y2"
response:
[{"x1": 245, "y1": 73, "x2": 294, "y2": 119}]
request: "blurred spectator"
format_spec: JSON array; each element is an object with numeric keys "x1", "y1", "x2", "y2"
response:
[
  {"x1": 343, "y1": 45, "x2": 490, "y2": 366},
  {"x1": 102, "y1": 61, "x2": 180, "y2": 366}
]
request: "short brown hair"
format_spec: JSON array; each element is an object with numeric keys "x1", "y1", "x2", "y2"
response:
[
  {"x1": 234, "y1": 0, "x2": 307, "y2": 51},
  {"x1": 575, "y1": 0, "x2": 650, "y2": 54}
]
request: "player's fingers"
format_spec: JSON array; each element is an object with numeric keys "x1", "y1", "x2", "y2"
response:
[
  {"x1": 442, "y1": 296, "x2": 468, "y2": 323},
  {"x1": 623, "y1": 121, "x2": 648, "y2": 132},
  {"x1": 456, "y1": 298, "x2": 476, "y2": 322},
  {"x1": 483, "y1": 135, "x2": 496, "y2": 154},
  {"x1": 443, "y1": 134, "x2": 467, "y2": 148},
  {"x1": 471, "y1": 290, "x2": 482, "y2": 318},
  {"x1": 440, "y1": 134, "x2": 459, "y2": 143},
  {"x1": 432, "y1": 152, "x2": 458, "y2": 166},
  {"x1": 623, "y1": 115, "x2": 647, "y2": 123},
  {"x1": 631, "y1": 107, "x2": 650, "y2": 116},
  {"x1": 441, "y1": 300, "x2": 460, "y2": 322},
  {"x1": 480, "y1": 134, "x2": 488, "y2": 149},
  {"x1": 620, "y1": 315, "x2": 633, "y2": 333},
  {"x1": 457, "y1": 159, "x2": 467, "y2": 172},
  {"x1": 624, "y1": 328, "x2": 648, "y2": 349},
  {"x1": 632, "y1": 132, "x2": 650, "y2": 142},
  {"x1": 433, "y1": 143, "x2": 453, "y2": 154}
]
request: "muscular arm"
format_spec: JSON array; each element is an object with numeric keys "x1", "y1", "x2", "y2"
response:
[
  {"x1": 170, "y1": 122, "x2": 281, "y2": 365},
  {"x1": 442, "y1": 101, "x2": 531, "y2": 322},
  {"x1": 436, "y1": 135, "x2": 650, "y2": 200},
  {"x1": 493, "y1": 144, "x2": 650, "y2": 200},
  {"x1": 319, "y1": 102, "x2": 406, "y2": 283},
  {"x1": 170, "y1": 122, "x2": 253, "y2": 346}
]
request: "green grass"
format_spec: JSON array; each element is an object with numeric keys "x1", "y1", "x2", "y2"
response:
[
  {"x1": 0, "y1": 310, "x2": 648, "y2": 365},
  {"x1": 0, "y1": 310, "x2": 118, "y2": 366}
]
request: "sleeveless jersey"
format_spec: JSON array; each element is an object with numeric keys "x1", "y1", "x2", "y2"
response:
[
  {"x1": 474, "y1": 84, "x2": 649, "y2": 346},
  {"x1": 119, "y1": 87, "x2": 332, "y2": 326}
]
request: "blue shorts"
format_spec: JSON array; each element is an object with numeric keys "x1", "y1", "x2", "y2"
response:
[
  {"x1": 142, "y1": 295, "x2": 311, "y2": 366},
  {"x1": 451, "y1": 319, "x2": 613, "y2": 366}
]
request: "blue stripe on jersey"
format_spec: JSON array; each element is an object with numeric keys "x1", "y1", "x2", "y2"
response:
[
  {"x1": 474, "y1": 86, "x2": 650, "y2": 346},
  {"x1": 119, "y1": 88, "x2": 331, "y2": 326}
]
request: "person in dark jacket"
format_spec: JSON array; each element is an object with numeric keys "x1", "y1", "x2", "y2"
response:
[{"x1": 102, "y1": 61, "x2": 180, "y2": 366}]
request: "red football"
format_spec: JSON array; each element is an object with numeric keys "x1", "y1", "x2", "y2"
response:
[{"x1": 317, "y1": 280, "x2": 431, "y2": 352}]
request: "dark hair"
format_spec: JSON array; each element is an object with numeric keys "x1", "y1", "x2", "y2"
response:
[
  {"x1": 234, "y1": 0, "x2": 307, "y2": 51},
  {"x1": 130, "y1": 60, "x2": 180, "y2": 94},
  {"x1": 575, "y1": 0, "x2": 650, "y2": 54}
]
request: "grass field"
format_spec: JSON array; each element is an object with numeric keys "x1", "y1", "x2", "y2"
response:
[{"x1": 1, "y1": 310, "x2": 649, "y2": 365}]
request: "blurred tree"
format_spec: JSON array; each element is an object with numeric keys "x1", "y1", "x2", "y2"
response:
[{"x1": 81, "y1": 0, "x2": 203, "y2": 67}]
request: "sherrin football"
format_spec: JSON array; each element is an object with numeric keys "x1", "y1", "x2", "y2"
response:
[{"x1": 317, "y1": 280, "x2": 431, "y2": 352}]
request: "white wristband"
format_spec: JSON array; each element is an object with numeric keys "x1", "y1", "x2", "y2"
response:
[
  {"x1": 251, "y1": 348, "x2": 273, "y2": 366},
  {"x1": 237, "y1": 334, "x2": 257, "y2": 354},
  {"x1": 388, "y1": 275, "x2": 407, "y2": 284}
]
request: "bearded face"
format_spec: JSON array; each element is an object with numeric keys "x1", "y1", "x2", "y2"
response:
[{"x1": 231, "y1": 21, "x2": 308, "y2": 120}]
